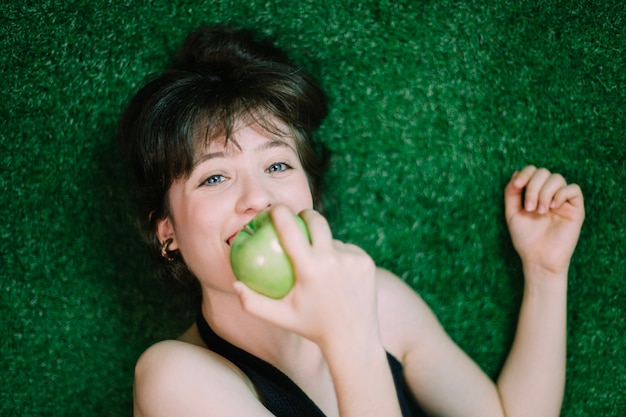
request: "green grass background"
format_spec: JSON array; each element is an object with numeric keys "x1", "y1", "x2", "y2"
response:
[{"x1": 2, "y1": 0, "x2": 624, "y2": 415}]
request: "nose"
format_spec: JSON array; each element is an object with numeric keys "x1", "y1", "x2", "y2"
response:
[{"x1": 235, "y1": 173, "x2": 274, "y2": 215}]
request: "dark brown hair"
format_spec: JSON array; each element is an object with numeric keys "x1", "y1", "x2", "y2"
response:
[{"x1": 118, "y1": 26, "x2": 329, "y2": 294}]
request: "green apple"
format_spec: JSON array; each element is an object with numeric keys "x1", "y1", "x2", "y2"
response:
[{"x1": 230, "y1": 210, "x2": 310, "y2": 299}]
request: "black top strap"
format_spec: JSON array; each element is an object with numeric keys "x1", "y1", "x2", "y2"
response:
[{"x1": 196, "y1": 314, "x2": 412, "y2": 417}]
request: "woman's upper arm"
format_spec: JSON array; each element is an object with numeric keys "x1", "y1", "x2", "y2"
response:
[
  {"x1": 377, "y1": 269, "x2": 505, "y2": 417},
  {"x1": 133, "y1": 340, "x2": 273, "y2": 417}
]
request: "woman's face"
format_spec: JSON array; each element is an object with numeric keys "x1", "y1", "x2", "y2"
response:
[{"x1": 157, "y1": 120, "x2": 314, "y2": 293}]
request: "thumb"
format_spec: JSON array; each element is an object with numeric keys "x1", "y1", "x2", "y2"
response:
[{"x1": 233, "y1": 281, "x2": 297, "y2": 328}]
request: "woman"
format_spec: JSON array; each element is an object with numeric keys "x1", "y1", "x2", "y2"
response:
[{"x1": 119, "y1": 26, "x2": 585, "y2": 417}]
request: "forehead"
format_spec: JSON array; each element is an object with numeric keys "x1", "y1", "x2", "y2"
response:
[{"x1": 194, "y1": 116, "x2": 297, "y2": 154}]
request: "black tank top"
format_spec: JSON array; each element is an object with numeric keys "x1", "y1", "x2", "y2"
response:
[{"x1": 196, "y1": 314, "x2": 413, "y2": 417}]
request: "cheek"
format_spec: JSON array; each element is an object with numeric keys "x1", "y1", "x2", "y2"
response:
[
  {"x1": 172, "y1": 201, "x2": 224, "y2": 254},
  {"x1": 176, "y1": 215, "x2": 231, "y2": 281},
  {"x1": 284, "y1": 175, "x2": 314, "y2": 211}
]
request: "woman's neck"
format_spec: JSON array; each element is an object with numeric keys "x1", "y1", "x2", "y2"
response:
[{"x1": 200, "y1": 288, "x2": 323, "y2": 373}]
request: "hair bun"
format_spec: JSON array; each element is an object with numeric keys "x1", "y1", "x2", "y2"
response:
[{"x1": 175, "y1": 26, "x2": 290, "y2": 71}]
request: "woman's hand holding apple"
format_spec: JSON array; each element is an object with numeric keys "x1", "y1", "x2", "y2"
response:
[{"x1": 233, "y1": 205, "x2": 382, "y2": 351}]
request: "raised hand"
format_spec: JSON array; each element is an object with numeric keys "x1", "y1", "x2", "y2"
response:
[{"x1": 504, "y1": 166, "x2": 585, "y2": 277}]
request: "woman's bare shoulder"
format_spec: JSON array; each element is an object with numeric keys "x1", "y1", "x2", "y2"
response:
[
  {"x1": 135, "y1": 339, "x2": 244, "y2": 380},
  {"x1": 134, "y1": 339, "x2": 270, "y2": 417}
]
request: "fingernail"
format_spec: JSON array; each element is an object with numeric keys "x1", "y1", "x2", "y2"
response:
[
  {"x1": 537, "y1": 204, "x2": 547, "y2": 214},
  {"x1": 525, "y1": 201, "x2": 535, "y2": 211}
]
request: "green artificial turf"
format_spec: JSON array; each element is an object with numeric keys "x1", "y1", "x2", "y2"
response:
[{"x1": 2, "y1": 0, "x2": 624, "y2": 415}]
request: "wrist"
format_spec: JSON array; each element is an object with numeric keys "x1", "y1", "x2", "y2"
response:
[
  {"x1": 319, "y1": 325, "x2": 386, "y2": 365},
  {"x1": 322, "y1": 337, "x2": 389, "y2": 385},
  {"x1": 522, "y1": 261, "x2": 569, "y2": 282},
  {"x1": 521, "y1": 263, "x2": 569, "y2": 301}
]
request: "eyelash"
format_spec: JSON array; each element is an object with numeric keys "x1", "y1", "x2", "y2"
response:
[
  {"x1": 267, "y1": 162, "x2": 292, "y2": 173},
  {"x1": 203, "y1": 174, "x2": 226, "y2": 186},
  {"x1": 201, "y1": 162, "x2": 293, "y2": 187}
]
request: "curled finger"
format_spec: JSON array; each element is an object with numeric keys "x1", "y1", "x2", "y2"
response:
[
  {"x1": 512, "y1": 165, "x2": 538, "y2": 188},
  {"x1": 271, "y1": 205, "x2": 312, "y2": 257},
  {"x1": 523, "y1": 167, "x2": 551, "y2": 212},
  {"x1": 537, "y1": 173, "x2": 566, "y2": 214},
  {"x1": 552, "y1": 183, "x2": 585, "y2": 211},
  {"x1": 299, "y1": 209, "x2": 334, "y2": 248}
]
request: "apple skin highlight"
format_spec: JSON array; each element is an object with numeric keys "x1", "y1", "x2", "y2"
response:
[{"x1": 230, "y1": 211, "x2": 310, "y2": 299}]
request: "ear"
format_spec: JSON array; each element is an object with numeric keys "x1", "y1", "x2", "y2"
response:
[{"x1": 156, "y1": 216, "x2": 179, "y2": 251}]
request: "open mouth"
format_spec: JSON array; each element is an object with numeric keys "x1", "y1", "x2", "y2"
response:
[
  {"x1": 226, "y1": 233, "x2": 237, "y2": 246},
  {"x1": 227, "y1": 223, "x2": 254, "y2": 246}
]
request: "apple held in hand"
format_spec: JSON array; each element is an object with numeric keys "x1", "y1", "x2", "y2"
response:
[{"x1": 230, "y1": 211, "x2": 310, "y2": 299}]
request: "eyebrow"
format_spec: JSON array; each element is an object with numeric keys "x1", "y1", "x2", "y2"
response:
[
  {"x1": 194, "y1": 139, "x2": 296, "y2": 165},
  {"x1": 259, "y1": 138, "x2": 296, "y2": 153}
]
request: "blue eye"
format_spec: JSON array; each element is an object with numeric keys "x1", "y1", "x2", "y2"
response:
[
  {"x1": 267, "y1": 162, "x2": 291, "y2": 173},
  {"x1": 204, "y1": 174, "x2": 225, "y2": 186}
]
